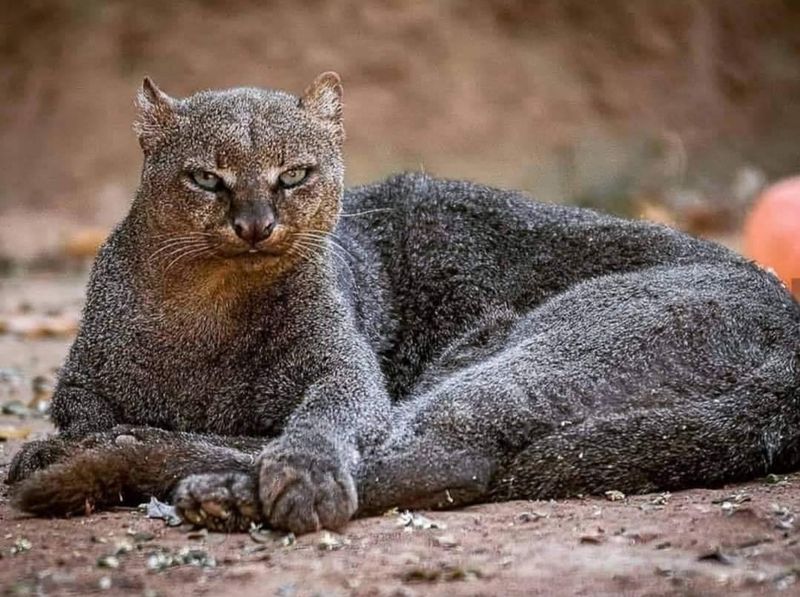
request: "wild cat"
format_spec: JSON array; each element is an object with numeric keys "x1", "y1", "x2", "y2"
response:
[{"x1": 9, "y1": 72, "x2": 800, "y2": 534}]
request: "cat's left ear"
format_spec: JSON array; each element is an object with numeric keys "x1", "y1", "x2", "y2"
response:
[
  {"x1": 300, "y1": 72, "x2": 344, "y2": 140},
  {"x1": 134, "y1": 77, "x2": 179, "y2": 153}
]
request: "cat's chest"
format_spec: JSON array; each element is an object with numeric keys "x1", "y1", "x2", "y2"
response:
[{"x1": 112, "y1": 329, "x2": 288, "y2": 435}]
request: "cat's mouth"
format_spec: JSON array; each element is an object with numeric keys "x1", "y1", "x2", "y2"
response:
[
  {"x1": 214, "y1": 226, "x2": 326, "y2": 265},
  {"x1": 231, "y1": 246, "x2": 285, "y2": 258},
  {"x1": 208, "y1": 243, "x2": 288, "y2": 267},
  {"x1": 218, "y1": 225, "x2": 292, "y2": 261}
]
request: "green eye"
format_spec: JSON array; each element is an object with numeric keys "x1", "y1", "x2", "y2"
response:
[
  {"x1": 278, "y1": 167, "x2": 309, "y2": 188},
  {"x1": 190, "y1": 170, "x2": 222, "y2": 191}
]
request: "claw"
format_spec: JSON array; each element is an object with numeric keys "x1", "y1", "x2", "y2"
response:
[
  {"x1": 239, "y1": 503, "x2": 258, "y2": 519},
  {"x1": 182, "y1": 509, "x2": 202, "y2": 525},
  {"x1": 201, "y1": 500, "x2": 231, "y2": 519}
]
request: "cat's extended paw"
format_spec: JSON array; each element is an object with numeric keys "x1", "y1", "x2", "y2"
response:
[
  {"x1": 6, "y1": 437, "x2": 71, "y2": 484},
  {"x1": 174, "y1": 472, "x2": 260, "y2": 533},
  {"x1": 258, "y1": 449, "x2": 357, "y2": 535}
]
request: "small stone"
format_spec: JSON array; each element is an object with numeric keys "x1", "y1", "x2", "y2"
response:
[
  {"x1": 247, "y1": 525, "x2": 272, "y2": 543},
  {"x1": 317, "y1": 531, "x2": 349, "y2": 551},
  {"x1": 712, "y1": 492, "x2": 750, "y2": 505},
  {"x1": 187, "y1": 528, "x2": 209, "y2": 540},
  {"x1": 11, "y1": 538, "x2": 32, "y2": 555},
  {"x1": 128, "y1": 530, "x2": 156, "y2": 543},
  {"x1": 655, "y1": 565, "x2": 674, "y2": 577},
  {"x1": 604, "y1": 490, "x2": 626, "y2": 502},
  {"x1": 97, "y1": 555, "x2": 120, "y2": 569},
  {"x1": 241, "y1": 544, "x2": 268, "y2": 556},
  {"x1": 775, "y1": 518, "x2": 794, "y2": 531},
  {"x1": 31, "y1": 375, "x2": 55, "y2": 411},
  {"x1": 0, "y1": 425, "x2": 32, "y2": 441},
  {"x1": 698, "y1": 548, "x2": 736, "y2": 565},
  {"x1": 650, "y1": 493, "x2": 671, "y2": 506},
  {"x1": 434, "y1": 534, "x2": 459, "y2": 548},
  {"x1": 146, "y1": 551, "x2": 173, "y2": 572},
  {"x1": 113, "y1": 541, "x2": 134, "y2": 555},
  {"x1": 402, "y1": 567, "x2": 440, "y2": 583},
  {"x1": 397, "y1": 511, "x2": 446, "y2": 530},
  {"x1": 1, "y1": 401, "x2": 31, "y2": 418},
  {"x1": 281, "y1": 533, "x2": 296, "y2": 547},
  {"x1": 516, "y1": 511, "x2": 546, "y2": 523}
]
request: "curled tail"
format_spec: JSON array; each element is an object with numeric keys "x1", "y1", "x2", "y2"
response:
[
  {"x1": 12, "y1": 433, "x2": 261, "y2": 516},
  {"x1": 14, "y1": 443, "x2": 174, "y2": 515}
]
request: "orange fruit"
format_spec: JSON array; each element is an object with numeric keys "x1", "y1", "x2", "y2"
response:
[{"x1": 744, "y1": 176, "x2": 800, "y2": 298}]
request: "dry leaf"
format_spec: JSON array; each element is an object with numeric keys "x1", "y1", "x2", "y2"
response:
[
  {"x1": 0, "y1": 425, "x2": 32, "y2": 441},
  {"x1": 63, "y1": 228, "x2": 108, "y2": 259},
  {"x1": 0, "y1": 313, "x2": 79, "y2": 339}
]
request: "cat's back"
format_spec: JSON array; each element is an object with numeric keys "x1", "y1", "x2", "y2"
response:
[
  {"x1": 339, "y1": 172, "x2": 739, "y2": 279},
  {"x1": 340, "y1": 172, "x2": 598, "y2": 235},
  {"x1": 338, "y1": 173, "x2": 749, "y2": 345}
]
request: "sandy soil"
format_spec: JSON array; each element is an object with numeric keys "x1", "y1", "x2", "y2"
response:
[{"x1": 1, "y1": 275, "x2": 800, "y2": 596}]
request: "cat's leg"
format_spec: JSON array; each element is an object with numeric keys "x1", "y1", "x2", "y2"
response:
[
  {"x1": 6, "y1": 429, "x2": 143, "y2": 485},
  {"x1": 91, "y1": 427, "x2": 269, "y2": 531},
  {"x1": 491, "y1": 364, "x2": 800, "y2": 501},
  {"x1": 359, "y1": 262, "x2": 800, "y2": 513},
  {"x1": 357, "y1": 305, "x2": 525, "y2": 514},
  {"x1": 6, "y1": 425, "x2": 265, "y2": 484},
  {"x1": 9, "y1": 427, "x2": 269, "y2": 530}
]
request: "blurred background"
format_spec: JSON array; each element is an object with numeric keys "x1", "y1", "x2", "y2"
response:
[
  {"x1": 2, "y1": 2, "x2": 800, "y2": 587},
  {"x1": 1, "y1": 0, "x2": 799, "y2": 270}
]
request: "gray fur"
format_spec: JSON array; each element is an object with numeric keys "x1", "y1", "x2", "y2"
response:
[{"x1": 8, "y1": 74, "x2": 800, "y2": 534}]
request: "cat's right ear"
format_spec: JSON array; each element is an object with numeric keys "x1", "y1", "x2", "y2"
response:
[
  {"x1": 133, "y1": 77, "x2": 178, "y2": 152},
  {"x1": 299, "y1": 72, "x2": 344, "y2": 142}
]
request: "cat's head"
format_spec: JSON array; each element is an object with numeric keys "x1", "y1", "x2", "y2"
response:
[{"x1": 132, "y1": 72, "x2": 344, "y2": 275}]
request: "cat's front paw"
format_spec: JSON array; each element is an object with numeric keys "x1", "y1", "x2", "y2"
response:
[
  {"x1": 258, "y1": 448, "x2": 357, "y2": 534},
  {"x1": 174, "y1": 472, "x2": 260, "y2": 532},
  {"x1": 6, "y1": 438, "x2": 71, "y2": 484}
]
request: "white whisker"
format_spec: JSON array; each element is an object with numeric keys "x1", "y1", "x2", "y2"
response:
[
  {"x1": 148, "y1": 238, "x2": 209, "y2": 261},
  {"x1": 163, "y1": 245, "x2": 215, "y2": 277},
  {"x1": 151, "y1": 240, "x2": 209, "y2": 263},
  {"x1": 338, "y1": 208, "x2": 392, "y2": 218},
  {"x1": 292, "y1": 236, "x2": 355, "y2": 282}
]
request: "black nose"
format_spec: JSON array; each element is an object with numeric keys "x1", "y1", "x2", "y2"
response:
[{"x1": 233, "y1": 215, "x2": 275, "y2": 245}]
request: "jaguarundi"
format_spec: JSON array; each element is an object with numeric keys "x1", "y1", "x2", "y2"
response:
[{"x1": 7, "y1": 72, "x2": 800, "y2": 534}]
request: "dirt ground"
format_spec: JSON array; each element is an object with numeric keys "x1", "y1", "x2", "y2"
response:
[{"x1": 2, "y1": 275, "x2": 800, "y2": 597}]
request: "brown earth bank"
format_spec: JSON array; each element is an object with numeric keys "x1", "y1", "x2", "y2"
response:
[
  {"x1": 2, "y1": 0, "x2": 800, "y2": 262},
  {"x1": 2, "y1": 275, "x2": 800, "y2": 596}
]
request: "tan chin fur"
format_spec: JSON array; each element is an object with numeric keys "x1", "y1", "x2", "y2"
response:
[{"x1": 11, "y1": 445, "x2": 169, "y2": 516}]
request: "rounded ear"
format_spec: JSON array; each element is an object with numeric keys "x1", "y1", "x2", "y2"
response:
[
  {"x1": 133, "y1": 77, "x2": 178, "y2": 152},
  {"x1": 299, "y1": 71, "x2": 343, "y2": 133}
]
